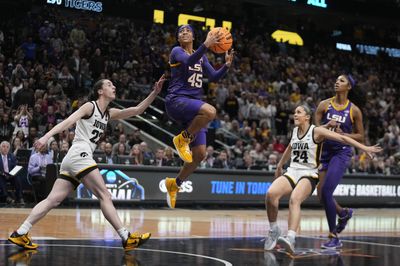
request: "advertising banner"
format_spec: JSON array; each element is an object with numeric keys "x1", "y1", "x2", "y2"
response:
[{"x1": 75, "y1": 165, "x2": 400, "y2": 206}]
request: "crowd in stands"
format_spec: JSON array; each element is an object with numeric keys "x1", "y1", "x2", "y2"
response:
[{"x1": 0, "y1": 3, "x2": 399, "y2": 199}]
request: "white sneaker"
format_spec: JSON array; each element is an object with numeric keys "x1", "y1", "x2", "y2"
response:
[
  {"x1": 278, "y1": 236, "x2": 295, "y2": 254},
  {"x1": 264, "y1": 227, "x2": 281, "y2": 250}
]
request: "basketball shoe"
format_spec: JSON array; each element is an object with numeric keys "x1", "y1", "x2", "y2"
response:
[
  {"x1": 277, "y1": 236, "x2": 295, "y2": 254},
  {"x1": 123, "y1": 232, "x2": 151, "y2": 251},
  {"x1": 336, "y1": 208, "x2": 353, "y2": 233},
  {"x1": 173, "y1": 131, "x2": 193, "y2": 163},
  {"x1": 8, "y1": 231, "x2": 38, "y2": 249},
  {"x1": 165, "y1": 177, "x2": 179, "y2": 208},
  {"x1": 264, "y1": 227, "x2": 281, "y2": 250},
  {"x1": 321, "y1": 233, "x2": 343, "y2": 249}
]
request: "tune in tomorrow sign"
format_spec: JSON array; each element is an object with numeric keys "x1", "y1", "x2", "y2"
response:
[{"x1": 46, "y1": 0, "x2": 103, "y2": 12}]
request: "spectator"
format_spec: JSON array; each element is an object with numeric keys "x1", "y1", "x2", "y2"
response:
[
  {"x1": 0, "y1": 113, "x2": 14, "y2": 142},
  {"x1": 128, "y1": 129, "x2": 142, "y2": 147},
  {"x1": 57, "y1": 141, "x2": 70, "y2": 163},
  {"x1": 13, "y1": 105, "x2": 32, "y2": 139},
  {"x1": 11, "y1": 137, "x2": 23, "y2": 156},
  {"x1": 213, "y1": 150, "x2": 232, "y2": 169},
  {"x1": 19, "y1": 37, "x2": 37, "y2": 62},
  {"x1": 267, "y1": 153, "x2": 278, "y2": 172},
  {"x1": 0, "y1": 141, "x2": 24, "y2": 204},
  {"x1": 13, "y1": 79, "x2": 35, "y2": 108},
  {"x1": 129, "y1": 144, "x2": 143, "y2": 165},
  {"x1": 27, "y1": 144, "x2": 53, "y2": 201},
  {"x1": 151, "y1": 148, "x2": 167, "y2": 166},
  {"x1": 104, "y1": 142, "x2": 114, "y2": 164},
  {"x1": 112, "y1": 134, "x2": 130, "y2": 155},
  {"x1": 200, "y1": 145, "x2": 216, "y2": 168},
  {"x1": 69, "y1": 23, "x2": 87, "y2": 48},
  {"x1": 58, "y1": 66, "x2": 75, "y2": 98},
  {"x1": 272, "y1": 137, "x2": 286, "y2": 154},
  {"x1": 28, "y1": 144, "x2": 53, "y2": 179},
  {"x1": 224, "y1": 90, "x2": 239, "y2": 119},
  {"x1": 90, "y1": 48, "x2": 105, "y2": 79},
  {"x1": 38, "y1": 20, "x2": 52, "y2": 44},
  {"x1": 164, "y1": 147, "x2": 180, "y2": 167},
  {"x1": 140, "y1": 141, "x2": 154, "y2": 162},
  {"x1": 41, "y1": 105, "x2": 56, "y2": 127},
  {"x1": 48, "y1": 140, "x2": 59, "y2": 163}
]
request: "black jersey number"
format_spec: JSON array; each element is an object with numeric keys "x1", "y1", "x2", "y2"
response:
[
  {"x1": 89, "y1": 129, "x2": 103, "y2": 144},
  {"x1": 293, "y1": 150, "x2": 309, "y2": 163}
]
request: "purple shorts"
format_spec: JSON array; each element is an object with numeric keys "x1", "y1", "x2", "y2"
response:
[
  {"x1": 165, "y1": 95, "x2": 207, "y2": 147},
  {"x1": 319, "y1": 147, "x2": 352, "y2": 172}
]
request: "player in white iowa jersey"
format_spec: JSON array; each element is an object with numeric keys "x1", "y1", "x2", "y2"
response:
[
  {"x1": 8, "y1": 75, "x2": 166, "y2": 251},
  {"x1": 264, "y1": 105, "x2": 381, "y2": 254}
]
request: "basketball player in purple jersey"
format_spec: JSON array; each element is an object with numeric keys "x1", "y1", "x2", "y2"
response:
[
  {"x1": 315, "y1": 74, "x2": 365, "y2": 249},
  {"x1": 164, "y1": 25, "x2": 234, "y2": 208}
]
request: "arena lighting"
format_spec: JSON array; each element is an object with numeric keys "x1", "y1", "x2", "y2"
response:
[
  {"x1": 153, "y1": 10, "x2": 232, "y2": 31},
  {"x1": 356, "y1": 44, "x2": 400, "y2": 58},
  {"x1": 335, "y1": 43, "x2": 400, "y2": 58},
  {"x1": 46, "y1": 0, "x2": 103, "y2": 12},
  {"x1": 289, "y1": 0, "x2": 328, "y2": 8},
  {"x1": 153, "y1": 9, "x2": 164, "y2": 24},
  {"x1": 336, "y1": 42, "x2": 352, "y2": 51},
  {"x1": 271, "y1": 30, "x2": 304, "y2": 46}
]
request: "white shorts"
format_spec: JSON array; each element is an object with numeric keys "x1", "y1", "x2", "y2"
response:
[
  {"x1": 59, "y1": 142, "x2": 98, "y2": 188},
  {"x1": 283, "y1": 167, "x2": 319, "y2": 190}
]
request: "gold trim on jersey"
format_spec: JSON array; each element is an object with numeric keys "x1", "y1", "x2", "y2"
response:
[
  {"x1": 330, "y1": 97, "x2": 350, "y2": 111},
  {"x1": 169, "y1": 62, "x2": 181, "y2": 68},
  {"x1": 350, "y1": 105, "x2": 354, "y2": 123}
]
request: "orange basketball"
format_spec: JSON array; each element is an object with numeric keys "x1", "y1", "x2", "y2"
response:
[{"x1": 209, "y1": 27, "x2": 233, "y2": 54}]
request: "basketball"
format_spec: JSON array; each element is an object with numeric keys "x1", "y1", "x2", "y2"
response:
[{"x1": 209, "y1": 27, "x2": 233, "y2": 54}]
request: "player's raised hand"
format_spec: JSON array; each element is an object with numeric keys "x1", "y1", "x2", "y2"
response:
[
  {"x1": 204, "y1": 30, "x2": 223, "y2": 48},
  {"x1": 325, "y1": 119, "x2": 338, "y2": 129},
  {"x1": 365, "y1": 144, "x2": 383, "y2": 159},
  {"x1": 153, "y1": 74, "x2": 166, "y2": 94},
  {"x1": 335, "y1": 124, "x2": 343, "y2": 134},
  {"x1": 225, "y1": 49, "x2": 235, "y2": 67},
  {"x1": 33, "y1": 136, "x2": 48, "y2": 151}
]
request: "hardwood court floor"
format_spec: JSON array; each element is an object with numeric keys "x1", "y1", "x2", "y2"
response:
[{"x1": 1, "y1": 208, "x2": 400, "y2": 265}]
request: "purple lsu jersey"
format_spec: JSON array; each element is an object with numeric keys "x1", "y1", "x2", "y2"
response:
[
  {"x1": 168, "y1": 46, "x2": 207, "y2": 99},
  {"x1": 321, "y1": 97, "x2": 354, "y2": 152}
]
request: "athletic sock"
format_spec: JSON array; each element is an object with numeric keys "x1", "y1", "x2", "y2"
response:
[
  {"x1": 181, "y1": 130, "x2": 194, "y2": 141},
  {"x1": 175, "y1": 177, "x2": 183, "y2": 187},
  {"x1": 287, "y1": 230, "x2": 296, "y2": 242},
  {"x1": 269, "y1": 222, "x2": 278, "y2": 230},
  {"x1": 117, "y1": 227, "x2": 129, "y2": 242},
  {"x1": 16, "y1": 221, "x2": 32, "y2": 235}
]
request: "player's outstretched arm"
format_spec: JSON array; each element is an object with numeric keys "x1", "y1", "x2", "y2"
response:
[
  {"x1": 314, "y1": 126, "x2": 382, "y2": 155},
  {"x1": 34, "y1": 102, "x2": 94, "y2": 150},
  {"x1": 203, "y1": 49, "x2": 234, "y2": 82},
  {"x1": 109, "y1": 75, "x2": 166, "y2": 120}
]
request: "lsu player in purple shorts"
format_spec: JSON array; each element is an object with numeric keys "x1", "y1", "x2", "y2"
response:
[
  {"x1": 164, "y1": 25, "x2": 234, "y2": 208},
  {"x1": 315, "y1": 74, "x2": 365, "y2": 249}
]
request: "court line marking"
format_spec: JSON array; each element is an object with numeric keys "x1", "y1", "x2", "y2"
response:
[
  {"x1": 3, "y1": 234, "x2": 400, "y2": 247},
  {"x1": 298, "y1": 235, "x2": 400, "y2": 248},
  {"x1": 0, "y1": 243, "x2": 233, "y2": 266},
  {"x1": 3, "y1": 235, "x2": 400, "y2": 249}
]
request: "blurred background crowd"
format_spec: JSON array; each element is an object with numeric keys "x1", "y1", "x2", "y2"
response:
[{"x1": 0, "y1": 0, "x2": 399, "y2": 194}]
